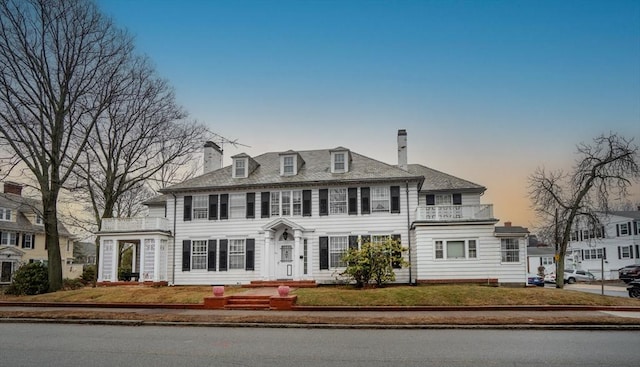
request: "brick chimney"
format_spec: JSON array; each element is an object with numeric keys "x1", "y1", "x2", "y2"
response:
[
  {"x1": 504, "y1": 221, "x2": 512, "y2": 227},
  {"x1": 397, "y1": 129, "x2": 408, "y2": 171},
  {"x1": 3, "y1": 182, "x2": 23, "y2": 196},
  {"x1": 203, "y1": 141, "x2": 223, "y2": 174}
]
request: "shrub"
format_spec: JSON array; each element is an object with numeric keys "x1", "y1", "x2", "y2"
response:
[
  {"x1": 63, "y1": 278, "x2": 85, "y2": 290},
  {"x1": 81, "y1": 265, "x2": 96, "y2": 285},
  {"x1": 341, "y1": 238, "x2": 408, "y2": 288},
  {"x1": 4, "y1": 262, "x2": 49, "y2": 295}
]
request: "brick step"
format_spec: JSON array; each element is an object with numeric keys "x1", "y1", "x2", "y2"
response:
[
  {"x1": 226, "y1": 298, "x2": 271, "y2": 305},
  {"x1": 224, "y1": 304, "x2": 272, "y2": 310}
]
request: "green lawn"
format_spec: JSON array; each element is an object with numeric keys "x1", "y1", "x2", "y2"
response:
[{"x1": 2, "y1": 284, "x2": 640, "y2": 307}]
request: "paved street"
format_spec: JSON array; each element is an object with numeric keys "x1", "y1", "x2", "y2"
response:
[
  {"x1": 1, "y1": 323, "x2": 639, "y2": 367},
  {"x1": 564, "y1": 283, "x2": 630, "y2": 298}
]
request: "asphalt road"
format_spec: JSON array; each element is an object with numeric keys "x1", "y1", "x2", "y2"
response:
[
  {"x1": 563, "y1": 283, "x2": 630, "y2": 298},
  {"x1": 1, "y1": 323, "x2": 639, "y2": 367}
]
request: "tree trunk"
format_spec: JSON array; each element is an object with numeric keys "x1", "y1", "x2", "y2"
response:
[{"x1": 43, "y1": 193, "x2": 63, "y2": 292}]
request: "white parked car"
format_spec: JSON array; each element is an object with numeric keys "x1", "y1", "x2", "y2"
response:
[{"x1": 563, "y1": 269, "x2": 596, "y2": 284}]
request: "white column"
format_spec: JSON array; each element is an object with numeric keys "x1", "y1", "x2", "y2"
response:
[
  {"x1": 263, "y1": 231, "x2": 272, "y2": 280},
  {"x1": 111, "y1": 241, "x2": 119, "y2": 282},
  {"x1": 97, "y1": 239, "x2": 104, "y2": 281},
  {"x1": 293, "y1": 229, "x2": 302, "y2": 280},
  {"x1": 307, "y1": 237, "x2": 313, "y2": 279},
  {"x1": 131, "y1": 244, "x2": 137, "y2": 273},
  {"x1": 138, "y1": 239, "x2": 145, "y2": 283},
  {"x1": 154, "y1": 237, "x2": 161, "y2": 282}
]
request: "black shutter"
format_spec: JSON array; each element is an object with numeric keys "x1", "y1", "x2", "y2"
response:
[
  {"x1": 207, "y1": 240, "x2": 217, "y2": 271},
  {"x1": 302, "y1": 190, "x2": 312, "y2": 216},
  {"x1": 246, "y1": 239, "x2": 255, "y2": 271},
  {"x1": 452, "y1": 193, "x2": 462, "y2": 205},
  {"x1": 261, "y1": 192, "x2": 270, "y2": 218},
  {"x1": 426, "y1": 194, "x2": 435, "y2": 206},
  {"x1": 319, "y1": 236, "x2": 329, "y2": 270},
  {"x1": 635, "y1": 222, "x2": 638, "y2": 235},
  {"x1": 209, "y1": 195, "x2": 218, "y2": 220},
  {"x1": 219, "y1": 239, "x2": 228, "y2": 271},
  {"x1": 603, "y1": 248, "x2": 607, "y2": 260},
  {"x1": 616, "y1": 224, "x2": 620, "y2": 237},
  {"x1": 319, "y1": 189, "x2": 328, "y2": 216},
  {"x1": 21, "y1": 233, "x2": 26, "y2": 248},
  {"x1": 618, "y1": 246, "x2": 622, "y2": 259},
  {"x1": 220, "y1": 194, "x2": 228, "y2": 220},
  {"x1": 636, "y1": 245, "x2": 640, "y2": 260},
  {"x1": 348, "y1": 188, "x2": 358, "y2": 215},
  {"x1": 631, "y1": 246, "x2": 635, "y2": 259},
  {"x1": 246, "y1": 193, "x2": 255, "y2": 219},
  {"x1": 390, "y1": 186, "x2": 400, "y2": 213},
  {"x1": 360, "y1": 187, "x2": 370, "y2": 214},
  {"x1": 580, "y1": 249, "x2": 584, "y2": 260},
  {"x1": 629, "y1": 222, "x2": 633, "y2": 236},
  {"x1": 348, "y1": 235, "x2": 359, "y2": 250},
  {"x1": 182, "y1": 240, "x2": 191, "y2": 271},
  {"x1": 183, "y1": 196, "x2": 192, "y2": 221},
  {"x1": 392, "y1": 234, "x2": 402, "y2": 269}
]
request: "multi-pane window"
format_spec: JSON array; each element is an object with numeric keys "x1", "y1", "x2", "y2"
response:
[
  {"x1": 583, "y1": 248, "x2": 604, "y2": 260},
  {"x1": 283, "y1": 156, "x2": 294, "y2": 175},
  {"x1": 23, "y1": 234, "x2": 34, "y2": 249},
  {"x1": 229, "y1": 239, "x2": 245, "y2": 269},
  {"x1": 271, "y1": 191, "x2": 303, "y2": 216},
  {"x1": 542, "y1": 256, "x2": 554, "y2": 266},
  {"x1": 191, "y1": 240, "x2": 207, "y2": 270},
  {"x1": 435, "y1": 194, "x2": 452, "y2": 205},
  {"x1": 229, "y1": 193, "x2": 245, "y2": 218},
  {"x1": 329, "y1": 188, "x2": 347, "y2": 214},
  {"x1": 36, "y1": 216, "x2": 44, "y2": 225},
  {"x1": 620, "y1": 223, "x2": 629, "y2": 236},
  {"x1": 280, "y1": 244, "x2": 293, "y2": 262},
  {"x1": 334, "y1": 153, "x2": 345, "y2": 171},
  {"x1": 192, "y1": 195, "x2": 208, "y2": 220},
  {"x1": 234, "y1": 159, "x2": 246, "y2": 177},
  {"x1": 0, "y1": 208, "x2": 11, "y2": 221},
  {"x1": 620, "y1": 246, "x2": 631, "y2": 259},
  {"x1": 329, "y1": 236, "x2": 348, "y2": 268},
  {"x1": 0, "y1": 232, "x2": 17, "y2": 245},
  {"x1": 501, "y1": 238, "x2": 520, "y2": 263},
  {"x1": 435, "y1": 239, "x2": 478, "y2": 259},
  {"x1": 371, "y1": 187, "x2": 390, "y2": 212}
]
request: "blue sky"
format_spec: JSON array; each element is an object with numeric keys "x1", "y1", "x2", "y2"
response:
[{"x1": 97, "y1": 0, "x2": 640, "y2": 228}]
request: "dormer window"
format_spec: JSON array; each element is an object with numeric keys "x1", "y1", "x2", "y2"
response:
[
  {"x1": 36, "y1": 215, "x2": 44, "y2": 225},
  {"x1": 0, "y1": 207, "x2": 11, "y2": 221},
  {"x1": 233, "y1": 158, "x2": 247, "y2": 178},
  {"x1": 330, "y1": 149, "x2": 350, "y2": 173},
  {"x1": 283, "y1": 156, "x2": 294, "y2": 175}
]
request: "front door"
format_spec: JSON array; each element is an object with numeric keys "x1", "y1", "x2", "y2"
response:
[
  {"x1": 1, "y1": 261, "x2": 13, "y2": 283},
  {"x1": 275, "y1": 241, "x2": 294, "y2": 279}
]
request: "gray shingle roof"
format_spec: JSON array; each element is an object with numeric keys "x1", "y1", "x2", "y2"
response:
[
  {"x1": 495, "y1": 225, "x2": 530, "y2": 235},
  {"x1": 161, "y1": 149, "x2": 423, "y2": 193},
  {"x1": 607, "y1": 211, "x2": 640, "y2": 220},
  {"x1": 407, "y1": 164, "x2": 485, "y2": 192},
  {"x1": 0, "y1": 192, "x2": 71, "y2": 236}
]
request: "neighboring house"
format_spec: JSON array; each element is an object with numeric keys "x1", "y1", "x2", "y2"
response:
[
  {"x1": 97, "y1": 131, "x2": 529, "y2": 286},
  {"x1": 526, "y1": 245, "x2": 555, "y2": 275},
  {"x1": 0, "y1": 182, "x2": 79, "y2": 284},
  {"x1": 565, "y1": 211, "x2": 640, "y2": 280},
  {"x1": 73, "y1": 241, "x2": 97, "y2": 266}
]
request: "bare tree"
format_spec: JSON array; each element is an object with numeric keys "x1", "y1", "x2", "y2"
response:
[
  {"x1": 71, "y1": 56, "x2": 207, "y2": 231},
  {"x1": 0, "y1": 0, "x2": 133, "y2": 291},
  {"x1": 529, "y1": 133, "x2": 639, "y2": 288}
]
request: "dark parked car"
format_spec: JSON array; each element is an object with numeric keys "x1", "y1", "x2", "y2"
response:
[
  {"x1": 627, "y1": 279, "x2": 640, "y2": 298},
  {"x1": 527, "y1": 273, "x2": 545, "y2": 287},
  {"x1": 618, "y1": 264, "x2": 640, "y2": 284}
]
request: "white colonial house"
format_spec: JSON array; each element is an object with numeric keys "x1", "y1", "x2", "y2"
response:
[
  {"x1": 97, "y1": 130, "x2": 529, "y2": 286},
  {"x1": 565, "y1": 211, "x2": 640, "y2": 280}
]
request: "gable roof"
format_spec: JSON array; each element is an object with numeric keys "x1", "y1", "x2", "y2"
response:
[
  {"x1": 407, "y1": 164, "x2": 485, "y2": 193},
  {"x1": 606, "y1": 211, "x2": 640, "y2": 220},
  {"x1": 161, "y1": 149, "x2": 423, "y2": 193},
  {"x1": 0, "y1": 192, "x2": 72, "y2": 236}
]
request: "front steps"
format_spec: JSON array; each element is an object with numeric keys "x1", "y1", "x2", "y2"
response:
[{"x1": 224, "y1": 295, "x2": 271, "y2": 310}]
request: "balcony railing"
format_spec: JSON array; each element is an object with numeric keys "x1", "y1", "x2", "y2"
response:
[
  {"x1": 100, "y1": 217, "x2": 170, "y2": 232},
  {"x1": 415, "y1": 204, "x2": 494, "y2": 222}
]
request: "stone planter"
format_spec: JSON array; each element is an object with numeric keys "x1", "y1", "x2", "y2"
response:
[
  {"x1": 277, "y1": 285, "x2": 290, "y2": 297},
  {"x1": 213, "y1": 285, "x2": 224, "y2": 297}
]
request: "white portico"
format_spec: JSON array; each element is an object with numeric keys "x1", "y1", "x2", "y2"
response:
[{"x1": 261, "y1": 218, "x2": 312, "y2": 281}]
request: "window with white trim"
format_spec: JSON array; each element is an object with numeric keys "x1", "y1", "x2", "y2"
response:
[
  {"x1": 620, "y1": 246, "x2": 631, "y2": 259},
  {"x1": 270, "y1": 191, "x2": 303, "y2": 216},
  {"x1": 192, "y1": 195, "x2": 208, "y2": 220},
  {"x1": 283, "y1": 156, "x2": 294, "y2": 175},
  {"x1": 329, "y1": 236, "x2": 348, "y2": 268},
  {"x1": 23, "y1": 233, "x2": 34, "y2": 249},
  {"x1": 229, "y1": 239, "x2": 245, "y2": 269},
  {"x1": 435, "y1": 194, "x2": 452, "y2": 205},
  {"x1": 620, "y1": 223, "x2": 629, "y2": 236},
  {"x1": 0, "y1": 232, "x2": 17, "y2": 246},
  {"x1": 329, "y1": 188, "x2": 347, "y2": 214},
  {"x1": 35, "y1": 216, "x2": 44, "y2": 225},
  {"x1": 541, "y1": 256, "x2": 554, "y2": 266},
  {"x1": 0, "y1": 208, "x2": 11, "y2": 221},
  {"x1": 191, "y1": 240, "x2": 207, "y2": 270},
  {"x1": 234, "y1": 159, "x2": 246, "y2": 178},
  {"x1": 229, "y1": 193, "x2": 246, "y2": 219},
  {"x1": 371, "y1": 187, "x2": 390, "y2": 212},
  {"x1": 333, "y1": 153, "x2": 345, "y2": 172},
  {"x1": 583, "y1": 248, "x2": 604, "y2": 260},
  {"x1": 434, "y1": 239, "x2": 477, "y2": 259},
  {"x1": 500, "y1": 238, "x2": 520, "y2": 263}
]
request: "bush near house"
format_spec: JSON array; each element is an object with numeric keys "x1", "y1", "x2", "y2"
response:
[
  {"x1": 4, "y1": 262, "x2": 49, "y2": 296},
  {"x1": 341, "y1": 238, "x2": 408, "y2": 287}
]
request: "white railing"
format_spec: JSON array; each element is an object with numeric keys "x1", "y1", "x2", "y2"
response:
[
  {"x1": 101, "y1": 217, "x2": 170, "y2": 232},
  {"x1": 415, "y1": 204, "x2": 494, "y2": 222}
]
